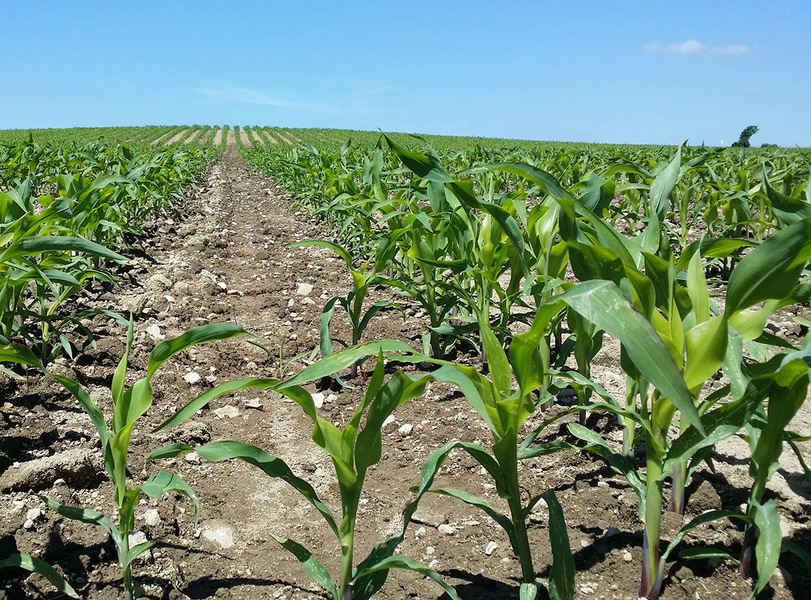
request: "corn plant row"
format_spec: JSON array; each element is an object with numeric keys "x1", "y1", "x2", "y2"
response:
[
  {"x1": 0, "y1": 140, "x2": 220, "y2": 362},
  {"x1": 240, "y1": 135, "x2": 811, "y2": 599},
  {"x1": 2, "y1": 132, "x2": 809, "y2": 599}
]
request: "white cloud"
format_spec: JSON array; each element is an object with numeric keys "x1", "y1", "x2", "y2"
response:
[
  {"x1": 197, "y1": 83, "x2": 338, "y2": 113},
  {"x1": 643, "y1": 39, "x2": 754, "y2": 55}
]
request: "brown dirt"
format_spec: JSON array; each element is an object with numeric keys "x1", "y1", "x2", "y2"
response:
[
  {"x1": 212, "y1": 129, "x2": 223, "y2": 147},
  {"x1": 261, "y1": 131, "x2": 279, "y2": 146},
  {"x1": 183, "y1": 130, "x2": 202, "y2": 145},
  {"x1": 165, "y1": 130, "x2": 190, "y2": 146},
  {"x1": 1, "y1": 147, "x2": 809, "y2": 600},
  {"x1": 238, "y1": 131, "x2": 253, "y2": 150},
  {"x1": 250, "y1": 131, "x2": 265, "y2": 147}
]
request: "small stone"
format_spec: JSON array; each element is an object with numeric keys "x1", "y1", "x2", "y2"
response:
[
  {"x1": 146, "y1": 324, "x2": 164, "y2": 340},
  {"x1": 398, "y1": 423, "x2": 413, "y2": 435},
  {"x1": 129, "y1": 531, "x2": 148, "y2": 546},
  {"x1": 312, "y1": 392, "x2": 325, "y2": 408},
  {"x1": 201, "y1": 522, "x2": 235, "y2": 549},
  {"x1": 217, "y1": 281, "x2": 227, "y2": 290},
  {"x1": 605, "y1": 526, "x2": 620, "y2": 538},
  {"x1": 183, "y1": 372, "x2": 201, "y2": 384},
  {"x1": 143, "y1": 509, "x2": 161, "y2": 527},
  {"x1": 485, "y1": 541, "x2": 499, "y2": 556},
  {"x1": 382, "y1": 415, "x2": 395, "y2": 428},
  {"x1": 26, "y1": 508, "x2": 42, "y2": 521},
  {"x1": 23, "y1": 519, "x2": 35, "y2": 529},
  {"x1": 326, "y1": 394, "x2": 337, "y2": 403},
  {"x1": 438, "y1": 524, "x2": 456, "y2": 535},
  {"x1": 296, "y1": 282, "x2": 313, "y2": 296},
  {"x1": 424, "y1": 546, "x2": 435, "y2": 556},
  {"x1": 213, "y1": 406, "x2": 239, "y2": 419},
  {"x1": 184, "y1": 452, "x2": 202, "y2": 465},
  {"x1": 415, "y1": 527, "x2": 426, "y2": 539},
  {"x1": 244, "y1": 398, "x2": 263, "y2": 409},
  {"x1": 622, "y1": 551, "x2": 633, "y2": 562}
]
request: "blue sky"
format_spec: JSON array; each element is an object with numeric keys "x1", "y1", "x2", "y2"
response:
[{"x1": 2, "y1": 1, "x2": 809, "y2": 146}]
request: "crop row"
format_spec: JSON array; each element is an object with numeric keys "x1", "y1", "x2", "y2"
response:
[
  {"x1": 0, "y1": 140, "x2": 220, "y2": 363},
  {"x1": 238, "y1": 135, "x2": 811, "y2": 599},
  {"x1": 1, "y1": 129, "x2": 809, "y2": 600}
]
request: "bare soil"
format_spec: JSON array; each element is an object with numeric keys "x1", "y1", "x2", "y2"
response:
[{"x1": 1, "y1": 147, "x2": 809, "y2": 600}]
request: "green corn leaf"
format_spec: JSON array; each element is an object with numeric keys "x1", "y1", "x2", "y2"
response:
[
  {"x1": 567, "y1": 423, "x2": 646, "y2": 508},
  {"x1": 511, "y1": 301, "x2": 564, "y2": 399},
  {"x1": 270, "y1": 535, "x2": 339, "y2": 600},
  {"x1": 409, "y1": 440, "x2": 508, "y2": 519},
  {"x1": 383, "y1": 134, "x2": 453, "y2": 183},
  {"x1": 152, "y1": 377, "x2": 279, "y2": 431},
  {"x1": 753, "y1": 499, "x2": 782, "y2": 595},
  {"x1": 782, "y1": 539, "x2": 811, "y2": 574},
  {"x1": 0, "y1": 342, "x2": 42, "y2": 368},
  {"x1": 319, "y1": 295, "x2": 339, "y2": 357},
  {"x1": 357, "y1": 555, "x2": 462, "y2": 600},
  {"x1": 678, "y1": 547, "x2": 739, "y2": 562},
  {"x1": 289, "y1": 239, "x2": 354, "y2": 272},
  {"x1": 462, "y1": 162, "x2": 570, "y2": 200},
  {"x1": 726, "y1": 218, "x2": 811, "y2": 315},
  {"x1": 125, "y1": 540, "x2": 155, "y2": 568},
  {"x1": 48, "y1": 372, "x2": 110, "y2": 448},
  {"x1": 147, "y1": 323, "x2": 247, "y2": 380},
  {"x1": 479, "y1": 317, "x2": 511, "y2": 400},
  {"x1": 148, "y1": 441, "x2": 339, "y2": 537},
  {"x1": 429, "y1": 487, "x2": 516, "y2": 546},
  {"x1": 140, "y1": 470, "x2": 200, "y2": 522},
  {"x1": 2, "y1": 235, "x2": 126, "y2": 262},
  {"x1": 562, "y1": 280, "x2": 703, "y2": 435},
  {"x1": 544, "y1": 490, "x2": 574, "y2": 600},
  {"x1": 276, "y1": 340, "x2": 415, "y2": 388},
  {"x1": 520, "y1": 581, "x2": 541, "y2": 600},
  {"x1": 675, "y1": 237, "x2": 756, "y2": 272},
  {"x1": 686, "y1": 250, "x2": 710, "y2": 324},
  {"x1": 39, "y1": 496, "x2": 116, "y2": 540},
  {"x1": 568, "y1": 240, "x2": 625, "y2": 285},
  {"x1": 649, "y1": 145, "x2": 681, "y2": 220},
  {"x1": 663, "y1": 388, "x2": 763, "y2": 476},
  {"x1": 0, "y1": 553, "x2": 78, "y2": 598},
  {"x1": 684, "y1": 316, "x2": 728, "y2": 391},
  {"x1": 660, "y1": 510, "x2": 743, "y2": 566},
  {"x1": 356, "y1": 370, "x2": 428, "y2": 478},
  {"x1": 763, "y1": 170, "x2": 811, "y2": 226}
]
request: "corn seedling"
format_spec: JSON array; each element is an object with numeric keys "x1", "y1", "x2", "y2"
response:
[
  {"x1": 150, "y1": 342, "x2": 461, "y2": 600},
  {"x1": 4, "y1": 320, "x2": 247, "y2": 599},
  {"x1": 411, "y1": 308, "x2": 574, "y2": 600},
  {"x1": 289, "y1": 239, "x2": 399, "y2": 378}
]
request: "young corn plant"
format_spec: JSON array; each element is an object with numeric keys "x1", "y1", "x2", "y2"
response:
[
  {"x1": 560, "y1": 217, "x2": 811, "y2": 599},
  {"x1": 288, "y1": 239, "x2": 398, "y2": 378},
  {"x1": 149, "y1": 342, "x2": 462, "y2": 600},
  {"x1": 411, "y1": 307, "x2": 574, "y2": 600},
  {"x1": 732, "y1": 338, "x2": 811, "y2": 595},
  {"x1": 4, "y1": 320, "x2": 247, "y2": 599}
]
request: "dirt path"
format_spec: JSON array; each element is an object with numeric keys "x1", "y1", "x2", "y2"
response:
[
  {"x1": 165, "y1": 129, "x2": 190, "y2": 145},
  {"x1": 1, "y1": 148, "x2": 809, "y2": 600}
]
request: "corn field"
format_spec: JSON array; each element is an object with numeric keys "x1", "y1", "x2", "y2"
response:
[{"x1": 1, "y1": 126, "x2": 809, "y2": 600}]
